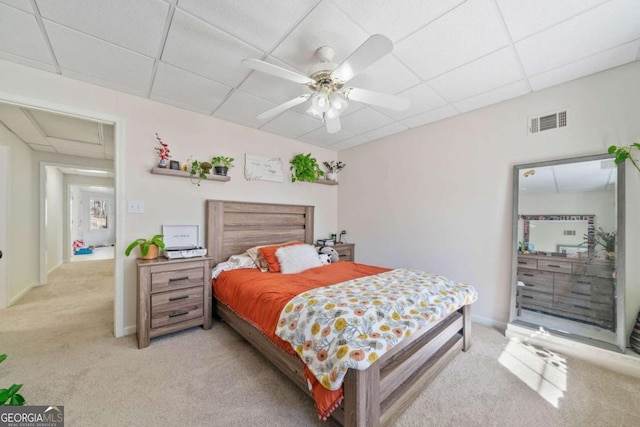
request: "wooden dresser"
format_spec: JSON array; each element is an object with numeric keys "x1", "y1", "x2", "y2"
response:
[
  {"x1": 516, "y1": 254, "x2": 615, "y2": 330},
  {"x1": 332, "y1": 243, "x2": 355, "y2": 262},
  {"x1": 136, "y1": 257, "x2": 212, "y2": 348}
]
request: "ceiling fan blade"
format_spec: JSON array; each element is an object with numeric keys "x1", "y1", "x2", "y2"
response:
[
  {"x1": 242, "y1": 59, "x2": 313, "y2": 85},
  {"x1": 331, "y1": 34, "x2": 393, "y2": 83},
  {"x1": 256, "y1": 95, "x2": 311, "y2": 120},
  {"x1": 325, "y1": 114, "x2": 341, "y2": 134},
  {"x1": 344, "y1": 87, "x2": 410, "y2": 111}
]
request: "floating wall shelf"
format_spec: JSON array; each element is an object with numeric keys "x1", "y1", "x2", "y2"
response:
[
  {"x1": 150, "y1": 167, "x2": 230, "y2": 182},
  {"x1": 315, "y1": 179, "x2": 338, "y2": 186}
]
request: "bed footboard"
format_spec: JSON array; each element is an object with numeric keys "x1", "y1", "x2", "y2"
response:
[{"x1": 216, "y1": 300, "x2": 471, "y2": 427}]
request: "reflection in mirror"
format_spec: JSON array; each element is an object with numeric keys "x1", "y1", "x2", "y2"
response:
[{"x1": 510, "y1": 154, "x2": 625, "y2": 352}]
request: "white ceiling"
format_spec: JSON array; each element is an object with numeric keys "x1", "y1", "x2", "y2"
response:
[
  {"x1": 519, "y1": 158, "x2": 616, "y2": 193},
  {"x1": 0, "y1": 0, "x2": 639, "y2": 151}
]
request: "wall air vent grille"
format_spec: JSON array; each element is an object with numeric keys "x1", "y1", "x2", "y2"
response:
[
  {"x1": 563, "y1": 230, "x2": 576, "y2": 236},
  {"x1": 529, "y1": 109, "x2": 568, "y2": 134}
]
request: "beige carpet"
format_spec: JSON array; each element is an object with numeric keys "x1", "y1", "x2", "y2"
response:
[{"x1": 1, "y1": 260, "x2": 639, "y2": 426}]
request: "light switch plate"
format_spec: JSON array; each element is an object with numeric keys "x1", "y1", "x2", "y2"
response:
[{"x1": 128, "y1": 200, "x2": 144, "y2": 214}]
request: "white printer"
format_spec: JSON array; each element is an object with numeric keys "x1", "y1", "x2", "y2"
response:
[{"x1": 162, "y1": 225, "x2": 207, "y2": 259}]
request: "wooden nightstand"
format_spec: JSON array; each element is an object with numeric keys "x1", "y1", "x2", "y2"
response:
[
  {"x1": 136, "y1": 256, "x2": 212, "y2": 348},
  {"x1": 332, "y1": 243, "x2": 355, "y2": 262}
]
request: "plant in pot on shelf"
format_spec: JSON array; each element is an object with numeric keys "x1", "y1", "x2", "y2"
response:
[
  {"x1": 125, "y1": 234, "x2": 165, "y2": 260},
  {"x1": 323, "y1": 161, "x2": 345, "y2": 182},
  {"x1": 290, "y1": 153, "x2": 324, "y2": 183},
  {"x1": 187, "y1": 158, "x2": 207, "y2": 185},
  {"x1": 211, "y1": 156, "x2": 234, "y2": 176},
  {"x1": 154, "y1": 133, "x2": 171, "y2": 168}
]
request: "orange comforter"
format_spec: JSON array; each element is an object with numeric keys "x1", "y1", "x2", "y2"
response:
[{"x1": 214, "y1": 262, "x2": 389, "y2": 419}]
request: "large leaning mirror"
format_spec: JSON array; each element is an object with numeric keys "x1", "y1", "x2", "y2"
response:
[{"x1": 509, "y1": 154, "x2": 626, "y2": 352}]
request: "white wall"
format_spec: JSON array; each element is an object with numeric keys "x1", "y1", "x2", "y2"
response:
[
  {"x1": 0, "y1": 59, "x2": 338, "y2": 334},
  {"x1": 338, "y1": 61, "x2": 640, "y2": 337},
  {"x1": 0, "y1": 119, "x2": 38, "y2": 304},
  {"x1": 45, "y1": 166, "x2": 64, "y2": 272}
]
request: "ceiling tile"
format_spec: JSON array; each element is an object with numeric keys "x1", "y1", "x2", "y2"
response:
[
  {"x1": 270, "y1": 1, "x2": 369, "y2": 74},
  {"x1": 177, "y1": 0, "x2": 319, "y2": 52},
  {"x1": 49, "y1": 137, "x2": 105, "y2": 158},
  {"x1": 214, "y1": 90, "x2": 276, "y2": 128},
  {"x1": 394, "y1": 0, "x2": 510, "y2": 80},
  {"x1": 0, "y1": 102, "x2": 42, "y2": 134},
  {"x1": 0, "y1": 0, "x2": 32, "y2": 13},
  {"x1": 428, "y1": 47, "x2": 523, "y2": 102},
  {"x1": 238, "y1": 56, "x2": 311, "y2": 105},
  {"x1": 60, "y1": 69, "x2": 149, "y2": 98},
  {"x1": 359, "y1": 122, "x2": 408, "y2": 143},
  {"x1": 0, "y1": 4, "x2": 53, "y2": 64},
  {"x1": 36, "y1": 0, "x2": 169, "y2": 57},
  {"x1": 332, "y1": 0, "x2": 465, "y2": 42},
  {"x1": 151, "y1": 62, "x2": 232, "y2": 112},
  {"x1": 262, "y1": 110, "x2": 323, "y2": 139},
  {"x1": 0, "y1": 51, "x2": 57, "y2": 73},
  {"x1": 345, "y1": 54, "x2": 420, "y2": 95},
  {"x1": 21, "y1": 133, "x2": 50, "y2": 145},
  {"x1": 44, "y1": 21, "x2": 155, "y2": 91},
  {"x1": 327, "y1": 135, "x2": 368, "y2": 151},
  {"x1": 515, "y1": 0, "x2": 640, "y2": 76},
  {"x1": 300, "y1": 126, "x2": 355, "y2": 147},
  {"x1": 528, "y1": 39, "x2": 640, "y2": 91},
  {"x1": 496, "y1": 0, "x2": 609, "y2": 42},
  {"x1": 371, "y1": 84, "x2": 447, "y2": 121},
  {"x1": 213, "y1": 113, "x2": 260, "y2": 129},
  {"x1": 400, "y1": 105, "x2": 459, "y2": 128},
  {"x1": 340, "y1": 107, "x2": 394, "y2": 135},
  {"x1": 453, "y1": 80, "x2": 530, "y2": 113},
  {"x1": 32, "y1": 109, "x2": 101, "y2": 143},
  {"x1": 162, "y1": 10, "x2": 262, "y2": 87},
  {"x1": 28, "y1": 143, "x2": 56, "y2": 152}
]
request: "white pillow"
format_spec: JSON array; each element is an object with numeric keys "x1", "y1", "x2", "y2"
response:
[{"x1": 276, "y1": 244, "x2": 323, "y2": 274}]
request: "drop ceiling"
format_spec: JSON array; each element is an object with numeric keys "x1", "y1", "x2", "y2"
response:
[
  {"x1": 0, "y1": 0, "x2": 639, "y2": 151},
  {"x1": 519, "y1": 159, "x2": 616, "y2": 193}
]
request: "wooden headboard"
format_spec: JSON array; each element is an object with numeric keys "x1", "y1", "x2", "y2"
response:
[{"x1": 205, "y1": 200, "x2": 315, "y2": 265}]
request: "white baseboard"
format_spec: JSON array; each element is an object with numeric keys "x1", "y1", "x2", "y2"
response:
[
  {"x1": 506, "y1": 323, "x2": 640, "y2": 379},
  {"x1": 47, "y1": 260, "x2": 64, "y2": 275},
  {"x1": 123, "y1": 325, "x2": 136, "y2": 336},
  {"x1": 8, "y1": 281, "x2": 37, "y2": 306},
  {"x1": 472, "y1": 314, "x2": 508, "y2": 332}
]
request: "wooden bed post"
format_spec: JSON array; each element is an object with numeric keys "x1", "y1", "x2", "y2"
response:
[
  {"x1": 463, "y1": 304, "x2": 472, "y2": 352},
  {"x1": 343, "y1": 367, "x2": 380, "y2": 427}
]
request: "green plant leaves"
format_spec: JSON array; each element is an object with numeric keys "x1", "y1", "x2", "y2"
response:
[{"x1": 290, "y1": 153, "x2": 324, "y2": 182}]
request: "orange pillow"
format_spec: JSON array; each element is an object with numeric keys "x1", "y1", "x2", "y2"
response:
[{"x1": 258, "y1": 241, "x2": 303, "y2": 273}]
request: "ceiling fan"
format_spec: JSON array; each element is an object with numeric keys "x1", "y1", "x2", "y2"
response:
[{"x1": 242, "y1": 34, "x2": 410, "y2": 134}]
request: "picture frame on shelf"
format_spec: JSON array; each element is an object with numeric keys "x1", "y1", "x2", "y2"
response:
[{"x1": 169, "y1": 160, "x2": 180, "y2": 170}]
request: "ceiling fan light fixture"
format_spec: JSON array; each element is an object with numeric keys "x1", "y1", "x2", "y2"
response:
[
  {"x1": 330, "y1": 92, "x2": 348, "y2": 114},
  {"x1": 312, "y1": 89, "x2": 330, "y2": 113}
]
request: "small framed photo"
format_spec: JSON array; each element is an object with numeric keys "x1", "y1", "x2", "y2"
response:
[{"x1": 169, "y1": 160, "x2": 180, "y2": 170}]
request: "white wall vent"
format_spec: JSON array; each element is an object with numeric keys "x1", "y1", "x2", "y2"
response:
[
  {"x1": 563, "y1": 230, "x2": 576, "y2": 236},
  {"x1": 529, "y1": 109, "x2": 568, "y2": 134}
]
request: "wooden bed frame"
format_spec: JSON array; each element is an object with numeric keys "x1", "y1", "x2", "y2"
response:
[{"x1": 206, "y1": 200, "x2": 472, "y2": 427}]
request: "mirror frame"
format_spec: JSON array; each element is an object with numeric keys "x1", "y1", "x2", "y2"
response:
[{"x1": 509, "y1": 153, "x2": 626, "y2": 352}]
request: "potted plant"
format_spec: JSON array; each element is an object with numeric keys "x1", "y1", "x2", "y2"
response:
[
  {"x1": 188, "y1": 158, "x2": 207, "y2": 185},
  {"x1": 290, "y1": 153, "x2": 324, "y2": 183},
  {"x1": 1, "y1": 354, "x2": 25, "y2": 405},
  {"x1": 200, "y1": 161, "x2": 212, "y2": 175},
  {"x1": 125, "y1": 234, "x2": 165, "y2": 259},
  {"x1": 211, "y1": 156, "x2": 234, "y2": 176},
  {"x1": 608, "y1": 143, "x2": 640, "y2": 173},
  {"x1": 154, "y1": 133, "x2": 171, "y2": 168},
  {"x1": 323, "y1": 161, "x2": 345, "y2": 181}
]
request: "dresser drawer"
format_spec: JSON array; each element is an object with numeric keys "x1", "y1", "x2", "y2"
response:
[
  {"x1": 553, "y1": 295, "x2": 613, "y2": 321},
  {"x1": 553, "y1": 274, "x2": 613, "y2": 304},
  {"x1": 151, "y1": 267, "x2": 204, "y2": 292},
  {"x1": 537, "y1": 259, "x2": 572, "y2": 274},
  {"x1": 516, "y1": 257, "x2": 537, "y2": 269},
  {"x1": 517, "y1": 269, "x2": 554, "y2": 293},
  {"x1": 336, "y1": 247, "x2": 352, "y2": 261},
  {"x1": 151, "y1": 287, "x2": 204, "y2": 328},
  {"x1": 519, "y1": 289, "x2": 553, "y2": 309},
  {"x1": 572, "y1": 263, "x2": 614, "y2": 279}
]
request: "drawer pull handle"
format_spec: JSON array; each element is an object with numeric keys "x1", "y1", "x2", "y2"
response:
[
  {"x1": 573, "y1": 304, "x2": 589, "y2": 310},
  {"x1": 522, "y1": 295, "x2": 534, "y2": 299},
  {"x1": 169, "y1": 310, "x2": 189, "y2": 318},
  {"x1": 169, "y1": 276, "x2": 189, "y2": 282},
  {"x1": 518, "y1": 261, "x2": 527, "y2": 265},
  {"x1": 169, "y1": 295, "x2": 189, "y2": 302},
  {"x1": 547, "y1": 264, "x2": 561, "y2": 268},
  {"x1": 573, "y1": 292, "x2": 591, "y2": 296},
  {"x1": 522, "y1": 273, "x2": 534, "y2": 277},
  {"x1": 576, "y1": 280, "x2": 591, "y2": 285}
]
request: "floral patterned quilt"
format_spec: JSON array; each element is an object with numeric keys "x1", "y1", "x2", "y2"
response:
[{"x1": 275, "y1": 268, "x2": 478, "y2": 391}]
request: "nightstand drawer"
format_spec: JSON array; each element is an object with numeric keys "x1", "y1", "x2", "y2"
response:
[
  {"x1": 151, "y1": 287, "x2": 204, "y2": 328},
  {"x1": 151, "y1": 267, "x2": 204, "y2": 292},
  {"x1": 332, "y1": 243, "x2": 355, "y2": 262}
]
